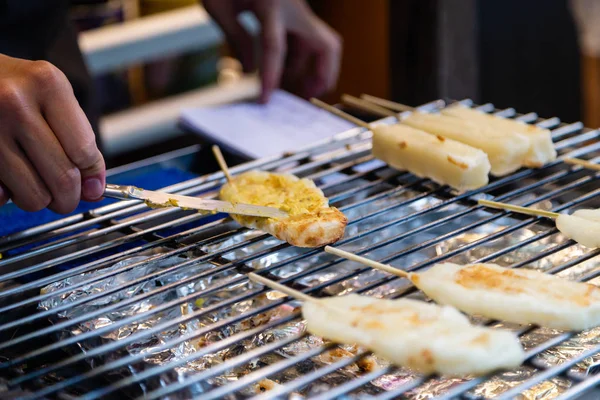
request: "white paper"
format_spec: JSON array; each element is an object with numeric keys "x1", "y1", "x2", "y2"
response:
[{"x1": 179, "y1": 90, "x2": 356, "y2": 159}]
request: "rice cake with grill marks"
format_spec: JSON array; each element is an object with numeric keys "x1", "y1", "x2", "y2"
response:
[
  {"x1": 303, "y1": 294, "x2": 525, "y2": 376},
  {"x1": 556, "y1": 208, "x2": 600, "y2": 249},
  {"x1": 372, "y1": 123, "x2": 490, "y2": 191},
  {"x1": 412, "y1": 263, "x2": 600, "y2": 330},
  {"x1": 441, "y1": 104, "x2": 556, "y2": 168},
  {"x1": 401, "y1": 111, "x2": 530, "y2": 176},
  {"x1": 220, "y1": 171, "x2": 347, "y2": 247}
]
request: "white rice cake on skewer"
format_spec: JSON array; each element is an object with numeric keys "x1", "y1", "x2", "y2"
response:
[
  {"x1": 372, "y1": 124, "x2": 491, "y2": 191},
  {"x1": 477, "y1": 198, "x2": 600, "y2": 250},
  {"x1": 401, "y1": 111, "x2": 530, "y2": 176},
  {"x1": 556, "y1": 209, "x2": 600, "y2": 249},
  {"x1": 412, "y1": 263, "x2": 600, "y2": 330},
  {"x1": 303, "y1": 294, "x2": 525, "y2": 376},
  {"x1": 441, "y1": 104, "x2": 556, "y2": 168}
]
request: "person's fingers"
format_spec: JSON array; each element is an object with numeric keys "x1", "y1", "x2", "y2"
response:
[
  {"x1": 325, "y1": 31, "x2": 343, "y2": 91},
  {"x1": 293, "y1": 32, "x2": 341, "y2": 99},
  {"x1": 282, "y1": 33, "x2": 311, "y2": 93},
  {"x1": 226, "y1": 24, "x2": 256, "y2": 73},
  {"x1": 307, "y1": 27, "x2": 342, "y2": 97},
  {"x1": 204, "y1": 1, "x2": 256, "y2": 72},
  {"x1": 17, "y1": 115, "x2": 80, "y2": 214},
  {"x1": 279, "y1": 0, "x2": 342, "y2": 96},
  {"x1": 0, "y1": 136, "x2": 51, "y2": 212},
  {"x1": 0, "y1": 182, "x2": 9, "y2": 207},
  {"x1": 299, "y1": 52, "x2": 328, "y2": 99},
  {"x1": 255, "y1": 7, "x2": 287, "y2": 103},
  {"x1": 31, "y1": 61, "x2": 106, "y2": 201}
]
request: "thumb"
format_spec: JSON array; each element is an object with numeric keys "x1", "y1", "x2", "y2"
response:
[{"x1": 79, "y1": 149, "x2": 106, "y2": 202}]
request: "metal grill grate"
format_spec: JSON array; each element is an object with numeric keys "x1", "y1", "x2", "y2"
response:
[{"x1": 2, "y1": 100, "x2": 600, "y2": 399}]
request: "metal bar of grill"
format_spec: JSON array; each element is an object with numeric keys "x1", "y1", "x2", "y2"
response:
[
  {"x1": 2, "y1": 100, "x2": 600, "y2": 400},
  {"x1": 558, "y1": 374, "x2": 600, "y2": 400}
]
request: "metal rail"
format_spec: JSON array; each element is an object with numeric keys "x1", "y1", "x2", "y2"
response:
[{"x1": 2, "y1": 100, "x2": 600, "y2": 399}]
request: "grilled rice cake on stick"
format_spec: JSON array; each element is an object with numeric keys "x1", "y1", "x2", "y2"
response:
[
  {"x1": 413, "y1": 263, "x2": 600, "y2": 330},
  {"x1": 311, "y1": 97, "x2": 492, "y2": 191},
  {"x1": 219, "y1": 171, "x2": 347, "y2": 247},
  {"x1": 441, "y1": 104, "x2": 556, "y2": 168},
  {"x1": 372, "y1": 124, "x2": 491, "y2": 191},
  {"x1": 324, "y1": 247, "x2": 600, "y2": 330},
  {"x1": 556, "y1": 209, "x2": 600, "y2": 249},
  {"x1": 401, "y1": 112, "x2": 530, "y2": 176},
  {"x1": 303, "y1": 294, "x2": 525, "y2": 376},
  {"x1": 249, "y1": 272, "x2": 524, "y2": 376},
  {"x1": 477, "y1": 199, "x2": 600, "y2": 250}
]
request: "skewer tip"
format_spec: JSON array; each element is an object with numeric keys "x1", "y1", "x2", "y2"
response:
[
  {"x1": 478, "y1": 199, "x2": 559, "y2": 219},
  {"x1": 341, "y1": 94, "x2": 397, "y2": 118},
  {"x1": 359, "y1": 94, "x2": 416, "y2": 113},
  {"x1": 248, "y1": 272, "x2": 316, "y2": 303},
  {"x1": 212, "y1": 145, "x2": 233, "y2": 184},
  {"x1": 564, "y1": 158, "x2": 600, "y2": 172},
  {"x1": 324, "y1": 246, "x2": 410, "y2": 279},
  {"x1": 310, "y1": 98, "x2": 371, "y2": 129}
]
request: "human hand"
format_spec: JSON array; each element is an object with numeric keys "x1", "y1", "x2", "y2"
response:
[
  {"x1": 0, "y1": 54, "x2": 105, "y2": 213},
  {"x1": 204, "y1": 0, "x2": 342, "y2": 102}
]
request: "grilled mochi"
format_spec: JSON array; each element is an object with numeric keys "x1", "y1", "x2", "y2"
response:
[
  {"x1": 372, "y1": 123, "x2": 490, "y2": 191},
  {"x1": 303, "y1": 294, "x2": 524, "y2": 376},
  {"x1": 219, "y1": 171, "x2": 347, "y2": 247},
  {"x1": 441, "y1": 104, "x2": 556, "y2": 168},
  {"x1": 556, "y1": 209, "x2": 600, "y2": 249},
  {"x1": 412, "y1": 263, "x2": 600, "y2": 330},
  {"x1": 401, "y1": 111, "x2": 530, "y2": 177}
]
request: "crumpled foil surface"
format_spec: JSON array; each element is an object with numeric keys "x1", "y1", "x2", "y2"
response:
[{"x1": 37, "y1": 172, "x2": 600, "y2": 399}]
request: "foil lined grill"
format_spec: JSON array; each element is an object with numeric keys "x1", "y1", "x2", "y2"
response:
[{"x1": 2, "y1": 100, "x2": 600, "y2": 399}]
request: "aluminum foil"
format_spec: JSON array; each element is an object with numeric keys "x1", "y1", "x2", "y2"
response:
[{"x1": 36, "y1": 171, "x2": 600, "y2": 399}]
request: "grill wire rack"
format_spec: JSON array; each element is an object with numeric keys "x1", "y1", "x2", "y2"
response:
[{"x1": 2, "y1": 99, "x2": 600, "y2": 399}]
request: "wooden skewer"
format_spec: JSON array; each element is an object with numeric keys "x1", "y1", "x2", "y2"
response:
[
  {"x1": 564, "y1": 158, "x2": 600, "y2": 172},
  {"x1": 478, "y1": 199, "x2": 559, "y2": 219},
  {"x1": 212, "y1": 145, "x2": 233, "y2": 183},
  {"x1": 341, "y1": 94, "x2": 397, "y2": 118},
  {"x1": 248, "y1": 273, "x2": 360, "y2": 316},
  {"x1": 324, "y1": 246, "x2": 410, "y2": 279},
  {"x1": 359, "y1": 94, "x2": 415, "y2": 113},
  {"x1": 310, "y1": 98, "x2": 371, "y2": 129},
  {"x1": 248, "y1": 272, "x2": 316, "y2": 303}
]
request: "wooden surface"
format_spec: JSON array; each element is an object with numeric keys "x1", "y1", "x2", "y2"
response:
[
  {"x1": 310, "y1": 0, "x2": 390, "y2": 103},
  {"x1": 581, "y1": 54, "x2": 600, "y2": 128}
]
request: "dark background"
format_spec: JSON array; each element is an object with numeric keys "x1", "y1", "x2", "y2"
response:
[
  {"x1": 388, "y1": 0, "x2": 581, "y2": 121},
  {"x1": 311, "y1": 0, "x2": 582, "y2": 122}
]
